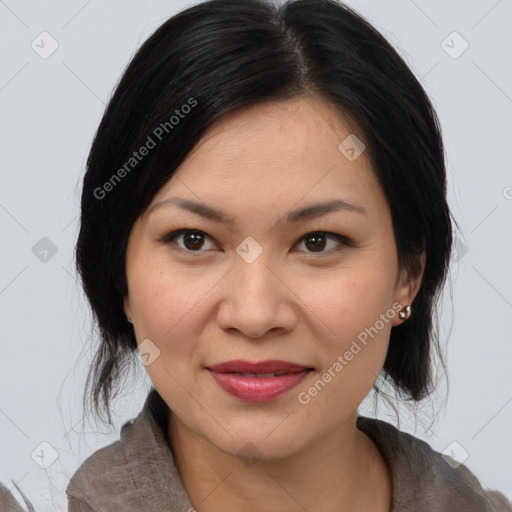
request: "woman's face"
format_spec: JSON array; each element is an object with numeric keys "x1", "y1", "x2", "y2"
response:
[{"x1": 124, "y1": 96, "x2": 423, "y2": 459}]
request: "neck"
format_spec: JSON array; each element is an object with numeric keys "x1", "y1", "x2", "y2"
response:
[{"x1": 168, "y1": 412, "x2": 392, "y2": 512}]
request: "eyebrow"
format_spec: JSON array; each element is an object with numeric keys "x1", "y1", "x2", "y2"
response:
[{"x1": 146, "y1": 197, "x2": 368, "y2": 225}]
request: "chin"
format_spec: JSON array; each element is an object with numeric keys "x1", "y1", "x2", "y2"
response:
[
  {"x1": 196, "y1": 414, "x2": 311, "y2": 462},
  {"x1": 217, "y1": 432, "x2": 306, "y2": 463}
]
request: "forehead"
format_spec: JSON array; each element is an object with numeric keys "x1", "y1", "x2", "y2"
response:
[
  {"x1": 147, "y1": 96, "x2": 387, "y2": 221},
  {"x1": 185, "y1": 97, "x2": 367, "y2": 171}
]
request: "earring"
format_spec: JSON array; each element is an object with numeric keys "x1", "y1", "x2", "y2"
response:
[
  {"x1": 127, "y1": 316, "x2": 133, "y2": 324},
  {"x1": 398, "y1": 305, "x2": 411, "y2": 320}
]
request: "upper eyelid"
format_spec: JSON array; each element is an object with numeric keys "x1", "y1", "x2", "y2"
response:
[{"x1": 162, "y1": 229, "x2": 351, "y2": 251}]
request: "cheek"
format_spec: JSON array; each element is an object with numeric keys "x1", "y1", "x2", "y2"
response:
[
  {"x1": 297, "y1": 285, "x2": 394, "y2": 420},
  {"x1": 128, "y1": 261, "x2": 206, "y2": 379},
  {"x1": 299, "y1": 259, "x2": 397, "y2": 341},
  {"x1": 293, "y1": 252, "x2": 396, "y2": 401},
  {"x1": 130, "y1": 262, "x2": 207, "y2": 412},
  {"x1": 130, "y1": 255, "x2": 208, "y2": 337}
]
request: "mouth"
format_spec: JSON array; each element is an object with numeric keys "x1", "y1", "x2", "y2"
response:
[
  {"x1": 207, "y1": 359, "x2": 314, "y2": 374},
  {"x1": 217, "y1": 372, "x2": 303, "y2": 377},
  {"x1": 205, "y1": 360, "x2": 314, "y2": 402}
]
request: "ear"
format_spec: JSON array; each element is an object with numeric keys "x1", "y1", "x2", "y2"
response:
[
  {"x1": 124, "y1": 295, "x2": 132, "y2": 323},
  {"x1": 391, "y1": 250, "x2": 426, "y2": 326}
]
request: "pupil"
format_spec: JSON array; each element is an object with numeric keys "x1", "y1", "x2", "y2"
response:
[
  {"x1": 181, "y1": 232, "x2": 327, "y2": 252},
  {"x1": 306, "y1": 233, "x2": 325, "y2": 252},
  {"x1": 184, "y1": 232, "x2": 204, "y2": 250}
]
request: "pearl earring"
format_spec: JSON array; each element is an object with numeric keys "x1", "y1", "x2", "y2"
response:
[{"x1": 398, "y1": 305, "x2": 411, "y2": 320}]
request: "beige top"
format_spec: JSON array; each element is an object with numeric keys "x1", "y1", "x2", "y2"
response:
[{"x1": 2, "y1": 389, "x2": 511, "y2": 511}]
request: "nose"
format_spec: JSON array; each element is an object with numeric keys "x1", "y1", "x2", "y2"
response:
[{"x1": 216, "y1": 251, "x2": 299, "y2": 339}]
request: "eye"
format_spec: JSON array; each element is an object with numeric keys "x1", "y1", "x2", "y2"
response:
[
  {"x1": 160, "y1": 229, "x2": 351, "y2": 256},
  {"x1": 294, "y1": 231, "x2": 352, "y2": 255},
  {"x1": 161, "y1": 229, "x2": 217, "y2": 253}
]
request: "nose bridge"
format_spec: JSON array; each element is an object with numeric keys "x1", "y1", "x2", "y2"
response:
[
  {"x1": 217, "y1": 240, "x2": 297, "y2": 337},
  {"x1": 234, "y1": 245, "x2": 275, "y2": 300},
  {"x1": 232, "y1": 239, "x2": 279, "y2": 308}
]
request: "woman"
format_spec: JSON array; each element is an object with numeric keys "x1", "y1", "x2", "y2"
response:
[
  {"x1": 2, "y1": 0, "x2": 509, "y2": 510},
  {"x1": 67, "y1": 0, "x2": 512, "y2": 509}
]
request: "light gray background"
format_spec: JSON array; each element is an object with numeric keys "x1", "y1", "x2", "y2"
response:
[{"x1": 1, "y1": 0, "x2": 511, "y2": 509}]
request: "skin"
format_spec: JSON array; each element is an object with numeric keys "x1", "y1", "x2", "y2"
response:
[{"x1": 124, "y1": 96, "x2": 425, "y2": 512}]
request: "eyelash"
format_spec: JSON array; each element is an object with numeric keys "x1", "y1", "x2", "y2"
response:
[{"x1": 159, "y1": 229, "x2": 353, "y2": 257}]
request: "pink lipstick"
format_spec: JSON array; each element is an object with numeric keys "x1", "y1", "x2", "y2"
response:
[{"x1": 206, "y1": 359, "x2": 313, "y2": 402}]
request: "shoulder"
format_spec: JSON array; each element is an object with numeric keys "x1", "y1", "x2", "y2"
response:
[
  {"x1": 65, "y1": 414, "x2": 150, "y2": 510},
  {"x1": 66, "y1": 394, "x2": 192, "y2": 512},
  {"x1": 0, "y1": 481, "x2": 31, "y2": 512},
  {"x1": 357, "y1": 416, "x2": 512, "y2": 512}
]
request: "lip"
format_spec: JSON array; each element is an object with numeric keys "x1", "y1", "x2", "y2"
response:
[
  {"x1": 206, "y1": 359, "x2": 313, "y2": 402},
  {"x1": 207, "y1": 359, "x2": 311, "y2": 374}
]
